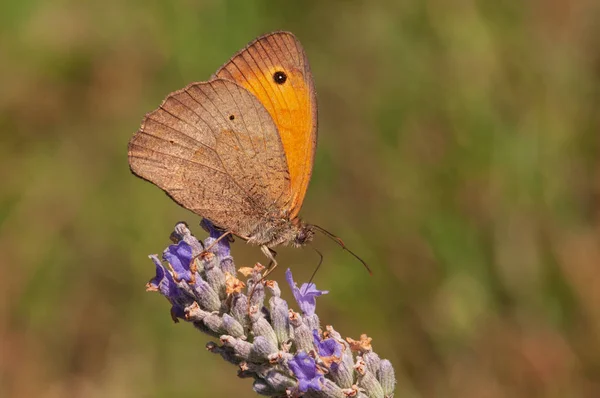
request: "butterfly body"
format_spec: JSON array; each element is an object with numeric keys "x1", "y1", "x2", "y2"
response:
[
  {"x1": 128, "y1": 32, "x2": 317, "y2": 256},
  {"x1": 243, "y1": 214, "x2": 314, "y2": 248}
]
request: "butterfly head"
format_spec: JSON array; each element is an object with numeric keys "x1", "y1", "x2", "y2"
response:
[{"x1": 292, "y1": 222, "x2": 314, "y2": 248}]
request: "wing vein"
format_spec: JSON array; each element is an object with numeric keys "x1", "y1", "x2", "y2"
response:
[
  {"x1": 144, "y1": 113, "x2": 217, "y2": 155},
  {"x1": 130, "y1": 145, "x2": 228, "y2": 175}
]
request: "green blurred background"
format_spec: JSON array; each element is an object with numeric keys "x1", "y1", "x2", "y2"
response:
[{"x1": 2, "y1": 1, "x2": 600, "y2": 397}]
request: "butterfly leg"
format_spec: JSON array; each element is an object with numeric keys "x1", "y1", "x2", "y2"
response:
[
  {"x1": 191, "y1": 230, "x2": 234, "y2": 271},
  {"x1": 202, "y1": 230, "x2": 233, "y2": 253},
  {"x1": 260, "y1": 245, "x2": 278, "y2": 278}
]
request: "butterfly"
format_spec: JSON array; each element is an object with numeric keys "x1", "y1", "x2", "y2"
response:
[{"x1": 128, "y1": 31, "x2": 369, "y2": 274}]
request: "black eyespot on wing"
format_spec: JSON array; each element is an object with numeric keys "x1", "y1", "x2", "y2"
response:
[
  {"x1": 273, "y1": 71, "x2": 287, "y2": 85},
  {"x1": 229, "y1": 114, "x2": 235, "y2": 120}
]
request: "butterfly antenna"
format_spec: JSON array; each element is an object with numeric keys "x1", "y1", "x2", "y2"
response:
[
  {"x1": 312, "y1": 225, "x2": 373, "y2": 275},
  {"x1": 306, "y1": 245, "x2": 324, "y2": 289}
]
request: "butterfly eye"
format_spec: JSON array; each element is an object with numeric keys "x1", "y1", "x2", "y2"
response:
[{"x1": 273, "y1": 71, "x2": 287, "y2": 85}]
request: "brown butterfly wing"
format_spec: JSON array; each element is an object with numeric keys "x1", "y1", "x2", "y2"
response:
[
  {"x1": 214, "y1": 31, "x2": 317, "y2": 219},
  {"x1": 128, "y1": 78, "x2": 291, "y2": 236}
]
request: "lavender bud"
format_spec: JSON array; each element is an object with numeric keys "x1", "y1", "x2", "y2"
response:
[
  {"x1": 203, "y1": 313, "x2": 225, "y2": 335},
  {"x1": 253, "y1": 379, "x2": 278, "y2": 396},
  {"x1": 262, "y1": 370, "x2": 297, "y2": 392},
  {"x1": 230, "y1": 293, "x2": 249, "y2": 330},
  {"x1": 203, "y1": 256, "x2": 227, "y2": 299},
  {"x1": 248, "y1": 278, "x2": 266, "y2": 309},
  {"x1": 251, "y1": 308, "x2": 278, "y2": 348},
  {"x1": 319, "y1": 378, "x2": 346, "y2": 398},
  {"x1": 220, "y1": 256, "x2": 236, "y2": 275},
  {"x1": 266, "y1": 281, "x2": 292, "y2": 345},
  {"x1": 221, "y1": 335, "x2": 252, "y2": 360},
  {"x1": 184, "y1": 302, "x2": 208, "y2": 322},
  {"x1": 222, "y1": 313, "x2": 245, "y2": 338},
  {"x1": 377, "y1": 360, "x2": 396, "y2": 397},
  {"x1": 185, "y1": 303, "x2": 225, "y2": 336},
  {"x1": 363, "y1": 351, "x2": 381, "y2": 376},
  {"x1": 330, "y1": 344, "x2": 355, "y2": 389},
  {"x1": 290, "y1": 310, "x2": 315, "y2": 353},
  {"x1": 192, "y1": 278, "x2": 221, "y2": 312},
  {"x1": 206, "y1": 341, "x2": 238, "y2": 365},
  {"x1": 173, "y1": 223, "x2": 204, "y2": 255},
  {"x1": 249, "y1": 336, "x2": 278, "y2": 363},
  {"x1": 193, "y1": 321, "x2": 220, "y2": 338},
  {"x1": 355, "y1": 357, "x2": 384, "y2": 398}
]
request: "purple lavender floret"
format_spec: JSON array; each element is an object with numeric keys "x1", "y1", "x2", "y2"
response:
[
  {"x1": 148, "y1": 255, "x2": 177, "y2": 298},
  {"x1": 147, "y1": 255, "x2": 190, "y2": 321},
  {"x1": 288, "y1": 352, "x2": 324, "y2": 392},
  {"x1": 313, "y1": 329, "x2": 342, "y2": 360},
  {"x1": 163, "y1": 241, "x2": 194, "y2": 283},
  {"x1": 144, "y1": 220, "x2": 396, "y2": 397},
  {"x1": 285, "y1": 268, "x2": 329, "y2": 316},
  {"x1": 201, "y1": 218, "x2": 231, "y2": 259}
]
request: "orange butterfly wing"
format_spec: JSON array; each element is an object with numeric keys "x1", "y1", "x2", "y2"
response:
[{"x1": 214, "y1": 31, "x2": 317, "y2": 220}]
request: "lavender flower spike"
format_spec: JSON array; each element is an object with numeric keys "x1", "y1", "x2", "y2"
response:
[{"x1": 143, "y1": 220, "x2": 396, "y2": 397}]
